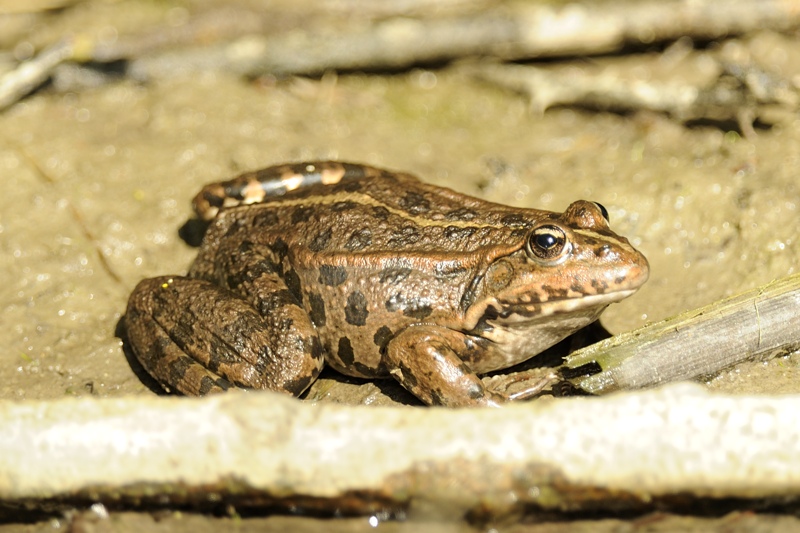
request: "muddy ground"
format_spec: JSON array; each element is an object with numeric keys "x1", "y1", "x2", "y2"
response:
[{"x1": 1, "y1": 1, "x2": 799, "y2": 531}]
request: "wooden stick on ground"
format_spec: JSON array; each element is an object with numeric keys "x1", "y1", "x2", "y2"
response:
[{"x1": 566, "y1": 273, "x2": 800, "y2": 394}]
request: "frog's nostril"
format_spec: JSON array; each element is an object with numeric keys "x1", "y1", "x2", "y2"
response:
[{"x1": 599, "y1": 244, "x2": 613, "y2": 256}]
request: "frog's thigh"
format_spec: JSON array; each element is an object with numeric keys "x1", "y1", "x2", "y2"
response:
[
  {"x1": 125, "y1": 276, "x2": 323, "y2": 396},
  {"x1": 384, "y1": 325, "x2": 506, "y2": 407}
]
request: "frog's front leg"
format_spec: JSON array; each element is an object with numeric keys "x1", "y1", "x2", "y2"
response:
[
  {"x1": 125, "y1": 275, "x2": 323, "y2": 396},
  {"x1": 384, "y1": 325, "x2": 515, "y2": 407}
]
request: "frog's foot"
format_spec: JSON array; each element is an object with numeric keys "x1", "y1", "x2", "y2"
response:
[
  {"x1": 384, "y1": 325, "x2": 509, "y2": 408},
  {"x1": 125, "y1": 276, "x2": 323, "y2": 396},
  {"x1": 482, "y1": 370, "x2": 560, "y2": 402}
]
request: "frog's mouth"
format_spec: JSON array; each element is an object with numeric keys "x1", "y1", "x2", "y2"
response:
[
  {"x1": 495, "y1": 289, "x2": 638, "y2": 321},
  {"x1": 465, "y1": 289, "x2": 636, "y2": 331}
]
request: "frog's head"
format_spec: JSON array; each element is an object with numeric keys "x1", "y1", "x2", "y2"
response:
[{"x1": 465, "y1": 200, "x2": 649, "y2": 361}]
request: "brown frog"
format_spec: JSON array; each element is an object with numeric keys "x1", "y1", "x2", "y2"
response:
[{"x1": 125, "y1": 161, "x2": 649, "y2": 407}]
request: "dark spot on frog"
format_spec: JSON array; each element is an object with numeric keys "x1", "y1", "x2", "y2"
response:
[
  {"x1": 198, "y1": 375, "x2": 231, "y2": 395},
  {"x1": 332, "y1": 201, "x2": 359, "y2": 212},
  {"x1": 307, "y1": 292, "x2": 326, "y2": 327},
  {"x1": 283, "y1": 358, "x2": 322, "y2": 396},
  {"x1": 444, "y1": 226, "x2": 476, "y2": 240},
  {"x1": 201, "y1": 190, "x2": 224, "y2": 209},
  {"x1": 318, "y1": 264, "x2": 348, "y2": 286},
  {"x1": 166, "y1": 322, "x2": 194, "y2": 356},
  {"x1": 615, "y1": 275, "x2": 627, "y2": 285},
  {"x1": 372, "y1": 206, "x2": 391, "y2": 220},
  {"x1": 429, "y1": 389, "x2": 446, "y2": 406},
  {"x1": 270, "y1": 238, "x2": 289, "y2": 260},
  {"x1": 379, "y1": 267, "x2": 412, "y2": 284},
  {"x1": 399, "y1": 191, "x2": 431, "y2": 215},
  {"x1": 388, "y1": 226, "x2": 420, "y2": 246},
  {"x1": 396, "y1": 361, "x2": 419, "y2": 389},
  {"x1": 257, "y1": 289, "x2": 297, "y2": 315},
  {"x1": 500, "y1": 213, "x2": 527, "y2": 227},
  {"x1": 445, "y1": 207, "x2": 478, "y2": 221},
  {"x1": 570, "y1": 283, "x2": 584, "y2": 294},
  {"x1": 338, "y1": 337, "x2": 355, "y2": 366},
  {"x1": 253, "y1": 210, "x2": 279, "y2": 227},
  {"x1": 284, "y1": 372, "x2": 315, "y2": 396},
  {"x1": 355, "y1": 361, "x2": 376, "y2": 375},
  {"x1": 373, "y1": 325, "x2": 393, "y2": 352},
  {"x1": 540, "y1": 285, "x2": 569, "y2": 299},
  {"x1": 310, "y1": 336, "x2": 324, "y2": 361},
  {"x1": 226, "y1": 258, "x2": 278, "y2": 289},
  {"x1": 591, "y1": 279, "x2": 609, "y2": 293},
  {"x1": 291, "y1": 206, "x2": 314, "y2": 224},
  {"x1": 167, "y1": 355, "x2": 192, "y2": 389},
  {"x1": 309, "y1": 228, "x2": 332, "y2": 252},
  {"x1": 345, "y1": 228, "x2": 372, "y2": 251},
  {"x1": 345, "y1": 291, "x2": 369, "y2": 326},
  {"x1": 403, "y1": 302, "x2": 432, "y2": 319},
  {"x1": 284, "y1": 269, "x2": 303, "y2": 304}
]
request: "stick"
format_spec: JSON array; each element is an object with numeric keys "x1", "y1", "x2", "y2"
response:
[
  {"x1": 121, "y1": 0, "x2": 800, "y2": 78},
  {"x1": 566, "y1": 273, "x2": 800, "y2": 394},
  {"x1": 3, "y1": 385, "x2": 800, "y2": 516},
  {"x1": 0, "y1": 39, "x2": 74, "y2": 111}
]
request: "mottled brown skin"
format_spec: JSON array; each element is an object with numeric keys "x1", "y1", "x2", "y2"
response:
[{"x1": 125, "y1": 162, "x2": 649, "y2": 406}]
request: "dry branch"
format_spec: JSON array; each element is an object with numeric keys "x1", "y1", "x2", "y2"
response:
[
  {"x1": 469, "y1": 59, "x2": 799, "y2": 133},
  {"x1": 0, "y1": 39, "x2": 74, "y2": 110},
  {"x1": 125, "y1": 0, "x2": 800, "y2": 79},
  {"x1": 3, "y1": 384, "x2": 800, "y2": 517},
  {"x1": 3, "y1": 0, "x2": 800, "y2": 112},
  {"x1": 566, "y1": 273, "x2": 800, "y2": 394}
]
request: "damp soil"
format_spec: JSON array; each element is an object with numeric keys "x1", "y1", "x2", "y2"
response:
[{"x1": 1, "y1": 1, "x2": 800, "y2": 531}]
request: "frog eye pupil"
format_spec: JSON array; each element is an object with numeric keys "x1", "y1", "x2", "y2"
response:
[
  {"x1": 536, "y1": 233, "x2": 558, "y2": 250},
  {"x1": 526, "y1": 225, "x2": 569, "y2": 262}
]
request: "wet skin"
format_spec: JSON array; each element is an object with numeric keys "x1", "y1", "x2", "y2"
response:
[{"x1": 125, "y1": 161, "x2": 649, "y2": 407}]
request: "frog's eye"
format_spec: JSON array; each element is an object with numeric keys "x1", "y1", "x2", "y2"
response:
[
  {"x1": 526, "y1": 225, "x2": 571, "y2": 263},
  {"x1": 593, "y1": 202, "x2": 609, "y2": 222}
]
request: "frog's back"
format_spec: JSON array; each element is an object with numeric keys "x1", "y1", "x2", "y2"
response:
[
  {"x1": 220, "y1": 164, "x2": 556, "y2": 253},
  {"x1": 188, "y1": 162, "x2": 560, "y2": 378}
]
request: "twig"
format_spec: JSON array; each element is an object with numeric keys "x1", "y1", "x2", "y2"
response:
[
  {"x1": 122, "y1": 0, "x2": 800, "y2": 79},
  {"x1": 0, "y1": 38, "x2": 74, "y2": 111},
  {"x1": 566, "y1": 273, "x2": 800, "y2": 394},
  {"x1": 469, "y1": 60, "x2": 798, "y2": 133}
]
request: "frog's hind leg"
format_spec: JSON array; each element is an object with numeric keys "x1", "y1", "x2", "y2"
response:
[
  {"x1": 125, "y1": 276, "x2": 324, "y2": 396},
  {"x1": 192, "y1": 161, "x2": 383, "y2": 220}
]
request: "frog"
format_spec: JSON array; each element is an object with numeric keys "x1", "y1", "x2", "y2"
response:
[{"x1": 125, "y1": 161, "x2": 649, "y2": 407}]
